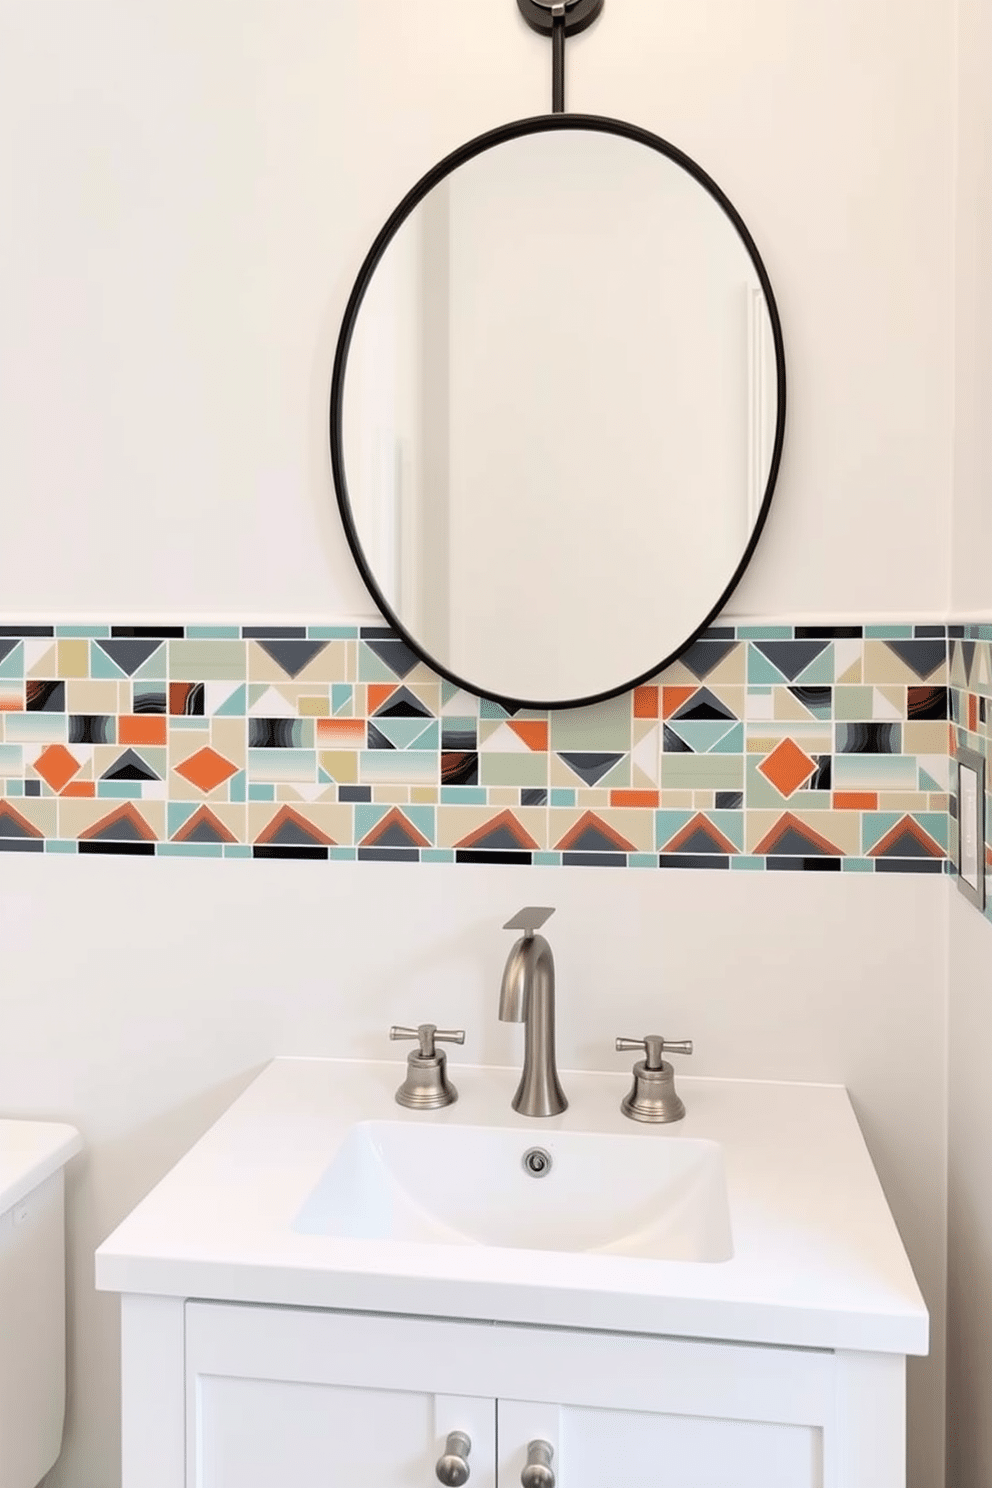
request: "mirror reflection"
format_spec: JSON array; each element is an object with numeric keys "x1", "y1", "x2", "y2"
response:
[{"x1": 336, "y1": 124, "x2": 782, "y2": 706}]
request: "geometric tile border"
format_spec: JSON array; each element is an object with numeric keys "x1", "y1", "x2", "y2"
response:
[
  {"x1": 0, "y1": 620, "x2": 956, "y2": 873},
  {"x1": 949, "y1": 625, "x2": 992, "y2": 921}
]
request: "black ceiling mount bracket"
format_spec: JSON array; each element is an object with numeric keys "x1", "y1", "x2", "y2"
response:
[{"x1": 516, "y1": 0, "x2": 604, "y2": 113}]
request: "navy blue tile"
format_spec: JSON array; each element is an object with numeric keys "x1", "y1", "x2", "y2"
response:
[
  {"x1": 252, "y1": 845, "x2": 328, "y2": 860},
  {"x1": 79, "y1": 841, "x2": 155, "y2": 856},
  {"x1": 456, "y1": 850, "x2": 532, "y2": 865},
  {"x1": 659, "y1": 854, "x2": 729, "y2": 869},
  {"x1": 338, "y1": 786, "x2": 372, "y2": 803}
]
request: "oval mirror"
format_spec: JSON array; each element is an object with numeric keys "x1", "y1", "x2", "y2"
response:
[{"x1": 330, "y1": 115, "x2": 785, "y2": 709}]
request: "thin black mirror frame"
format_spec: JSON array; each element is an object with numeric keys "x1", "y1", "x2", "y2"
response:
[{"x1": 329, "y1": 112, "x2": 787, "y2": 711}]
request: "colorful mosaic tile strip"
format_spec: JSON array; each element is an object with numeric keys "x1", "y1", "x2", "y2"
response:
[
  {"x1": 0, "y1": 622, "x2": 952, "y2": 871},
  {"x1": 948, "y1": 626, "x2": 992, "y2": 921}
]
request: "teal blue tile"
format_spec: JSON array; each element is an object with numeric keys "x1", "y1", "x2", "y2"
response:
[
  {"x1": 533, "y1": 851, "x2": 562, "y2": 866},
  {"x1": 131, "y1": 646, "x2": 168, "y2": 680},
  {"x1": 629, "y1": 853, "x2": 657, "y2": 868},
  {"x1": 372, "y1": 717, "x2": 433, "y2": 750},
  {"x1": 737, "y1": 626, "x2": 792, "y2": 639},
  {"x1": 480, "y1": 699, "x2": 512, "y2": 719},
  {"x1": 318, "y1": 768, "x2": 335, "y2": 785},
  {"x1": 158, "y1": 841, "x2": 223, "y2": 858},
  {"x1": 223, "y1": 843, "x2": 252, "y2": 858},
  {"x1": 0, "y1": 745, "x2": 21, "y2": 774},
  {"x1": 248, "y1": 750, "x2": 316, "y2": 783},
  {"x1": 794, "y1": 644, "x2": 835, "y2": 685},
  {"x1": 5, "y1": 780, "x2": 23, "y2": 795},
  {"x1": 45, "y1": 839, "x2": 77, "y2": 853},
  {"x1": 978, "y1": 625, "x2": 992, "y2": 642},
  {"x1": 0, "y1": 643, "x2": 23, "y2": 678},
  {"x1": 330, "y1": 846, "x2": 358, "y2": 861},
  {"x1": 5, "y1": 715, "x2": 67, "y2": 742},
  {"x1": 668, "y1": 720, "x2": 738, "y2": 754},
  {"x1": 423, "y1": 848, "x2": 455, "y2": 863},
  {"x1": 708, "y1": 810, "x2": 745, "y2": 850},
  {"x1": 358, "y1": 646, "x2": 401, "y2": 682},
  {"x1": 655, "y1": 810, "x2": 693, "y2": 848},
  {"x1": 309, "y1": 625, "x2": 358, "y2": 640},
  {"x1": 866, "y1": 625, "x2": 913, "y2": 639},
  {"x1": 915, "y1": 812, "x2": 949, "y2": 850},
  {"x1": 356, "y1": 803, "x2": 397, "y2": 840},
  {"x1": 711, "y1": 722, "x2": 744, "y2": 754},
  {"x1": 169, "y1": 717, "x2": 208, "y2": 731},
  {"x1": 214, "y1": 685, "x2": 247, "y2": 716},
  {"x1": 55, "y1": 625, "x2": 110, "y2": 638},
  {"x1": 98, "y1": 781, "x2": 142, "y2": 799},
  {"x1": 747, "y1": 647, "x2": 789, "y2": 684},
  {"x1": 168, "y1": 803, "x2": 197, "y2": 836},
  {"x1": 410, "y1": 721, "x2": 439, "y2": 751},
  {"x1": 332, "y1": 685, "x2": 353, "y2": 716},
  {"x1": 248, "y1": 783, "x2": 274, "y2": 801},
  {"x1": 731, "y1": 855, "x2": 765, "y2": 870},
  {"x1": 186, "y1": 626, "x2": 240, "y2": 639},
  {"x1": 842, "y1": 857, "x2": 874, "y2": 872},
  {"x1": 229, "y1": 769, "x2": 247, "y2": 803},
  {"x1": 861, "y1": 812, "x2": 901, "y2": 852},
  {"x1": 89, "y1": 643, "x2": 127, "y2": 679},
  {"x1": 441, "y1": 787, "x2": 487, "y2": 804},
  {"x1": 550, "y1": 788, "x2": 576, "y2": 807}
]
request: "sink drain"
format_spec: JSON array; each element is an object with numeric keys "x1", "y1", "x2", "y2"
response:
[{"x1": 522, "y1": 1146, "x2": 553, "y2": 1177}]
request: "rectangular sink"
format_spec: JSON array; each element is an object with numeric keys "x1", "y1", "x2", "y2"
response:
[{"x1": 293, "y1": 1119, "x2": 733, "y2": 1263}]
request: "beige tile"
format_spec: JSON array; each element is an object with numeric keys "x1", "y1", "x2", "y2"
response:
[
  {"x1": 371, "y1": 786, "x2": 410, "y2": 803},
  {"x1": 411, "y1": 786, "x2": 439, "y2": 804},
  {"x1": 905, "y1": 721, "x2": 950, "y2": 755},
  {"x1": 317, "y1": 750, "x2": 358, "y2": 784},
  {"x1": 248, "y1": 802, "x2": 351, "y2": 845},
  {"x1": 56, "y1": 640, "x2": 89, "y2": 678},
  {"x1": 66, "y1": 680, "x2": 120, "y2": 714},
  {"x1": 876, "y1": 791, "x2": 929, "y2": 811},
  {"x1": 58, "y1": 799, "x2": 164, "y2": 840}
]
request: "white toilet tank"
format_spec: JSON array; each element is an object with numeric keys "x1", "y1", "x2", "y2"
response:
[{"x1": 0, "y1": 1122, "x2": 81, "y2": 1488}]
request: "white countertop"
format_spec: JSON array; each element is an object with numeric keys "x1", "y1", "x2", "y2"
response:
[
  {"x1": 95, "y1": 1058, "x2": 928, "y2": 1355},
  {"x1": 0, "y1": 1119, "x2": 81, "y2": 1214}
]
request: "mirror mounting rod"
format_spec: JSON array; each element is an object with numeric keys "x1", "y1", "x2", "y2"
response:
[{"x1": 517, "y1": 0, "x2": 604, "y2": 114}]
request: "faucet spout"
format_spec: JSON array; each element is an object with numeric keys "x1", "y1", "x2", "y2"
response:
[{"x1": 499, "y1": 913, "x2": 567, "y2": 1117}]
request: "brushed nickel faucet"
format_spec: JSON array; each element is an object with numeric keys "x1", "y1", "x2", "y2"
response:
[{"x1": 499, "y1": 907, "x2": 567, "y2": 1117}]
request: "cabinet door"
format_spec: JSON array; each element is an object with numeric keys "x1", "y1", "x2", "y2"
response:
[
  {"x1": 498, "y1": 1398, "x2": 822, "y2": 1488},
  {"x1": 185, "y1": 1303, "x2": 496, "y2": 1488}
]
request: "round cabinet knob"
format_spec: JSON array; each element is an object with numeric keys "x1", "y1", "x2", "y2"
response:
[
  {"x1": 520, "y1": 1439, "x2": 556, "y2": 1488},
  {"x1": 436, "y1": 1430, "x2": 472, "y2": 1486}
]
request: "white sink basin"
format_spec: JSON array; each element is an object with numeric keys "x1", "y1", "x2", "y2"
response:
[{"x1": 293, "y1": 1119, "x2": 733, "y2": 1262}]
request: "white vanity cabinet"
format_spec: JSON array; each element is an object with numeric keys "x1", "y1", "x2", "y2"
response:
[{"x1": 123, "y1": 1295, "x2": 906, "y2": 1488}]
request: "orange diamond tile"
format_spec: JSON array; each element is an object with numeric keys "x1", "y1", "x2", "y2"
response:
[
  {"x1": 34, "y1": 744, "x2": 80, "y2": 793},
  {"x1": 757, "y1": 738, "x2": 817, "y2": 797},
  {"x1": 175, "y1": 746, "x2": 238, "y2": 793}
]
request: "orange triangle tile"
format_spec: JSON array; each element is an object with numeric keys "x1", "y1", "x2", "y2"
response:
[
  {"x1": 360, "y1": 806, "x2": 431, "y2": 848},
  {"x1": 367, "y1": 684, "x2": 396, "y2": 716},
  {"x1": 455, "y1": 809, "x2": 540, "y2": 851},
  {"x1": 555, "y1": 811, "x2": 636, "y2": 853},
  {"x1": 662, "y1": 812, "x2": 738, "y2": 855},
  {"x1": 80, "y1": 803, "x2": 157, "y2": 842},
  {"x1": 0, "y1": 801, "x2": 43, "y2": 838},
  {"x1": 753, "y1": 811, "x2": 842, "y2": 857},
  {"x1": 507, "y1": 720, "x2": 548, "y2": 752},
  {"x1": 255, "y1": 805, "x2": 335, "y2": 847},
  {"x1": 662, "y1": 686, "x2": 698, "y2": 719},
  {"x1": 867, "y1": 815, "x2": 944, "y2": 859},
  {"x1": 172, "y1": 806, "x2": 238, "y2": 845}
]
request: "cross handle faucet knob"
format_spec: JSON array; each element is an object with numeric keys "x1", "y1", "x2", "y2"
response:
[{"x1": 616, "y1": 1034, "x2": 693, "y2": 1071}]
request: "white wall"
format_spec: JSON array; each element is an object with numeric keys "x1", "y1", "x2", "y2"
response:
[
  {"x1": 0, "y1": 2, "x2": 956, "y2": 1486},
  {"x1": 946, "y1": 0, "x2": 992, "y2": 1482},
  {"x1": 0, "y1": 859, "x2": 947, "y2": 1488}
]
